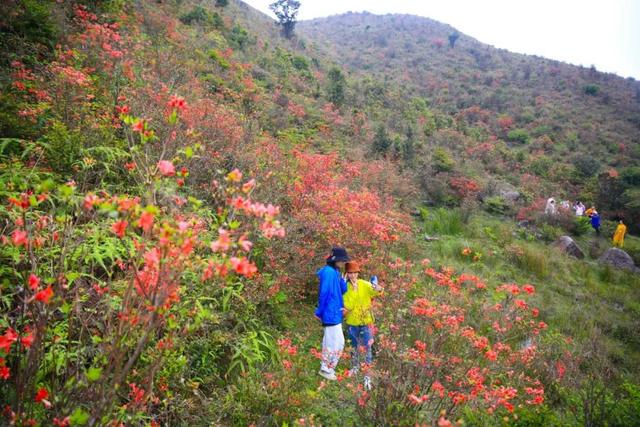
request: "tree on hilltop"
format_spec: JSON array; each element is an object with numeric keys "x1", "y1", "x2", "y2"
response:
[
  {"x1": 269, "y1": 0, "x2": 301, "y2": 39},
  {"x1": 448, "y1": 31, "x2": 459, "y2": 48}
]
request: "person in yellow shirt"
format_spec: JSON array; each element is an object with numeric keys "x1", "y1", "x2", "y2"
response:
[
  {"x1": 343, "y1": 261, "x2": 382, "y2": 389},
  {"x1": 613, "y1": 220, "x2": 627, "y2": 248}
]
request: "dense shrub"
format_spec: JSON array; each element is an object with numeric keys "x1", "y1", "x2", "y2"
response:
[{"x1": 507, "y1": 128, "x2": 531, "y2": 144}]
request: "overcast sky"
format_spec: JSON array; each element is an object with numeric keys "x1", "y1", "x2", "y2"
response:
[{"x1": 243, "y1": 0, "x2": 640, "y2": 79}]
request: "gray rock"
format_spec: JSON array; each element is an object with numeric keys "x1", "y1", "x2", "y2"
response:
[
  {"x1": 598, "y1": 248, "x2": 639, "y2": 273},
  {"x1": 553, "y1": 236, "x2": 585, "y2": 259},
  {"x1": 500, "y1": 190, "x2": 521, "y2": 203}
]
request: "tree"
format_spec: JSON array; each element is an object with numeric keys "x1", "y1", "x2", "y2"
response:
[
  {"x1": 326, "y1": 67, "x2": 346, "y2": 107},
  {"x1": 372, "y1": 124, "x2": 391, "y2": 157},
  {"x1": 448, "y1": 31, "x2": 460, "y2": 48},
  {"x1": 573, "y1": 154, "x2": 600, "y2": 178},
  {"x1": 402, "y1": 126, "x2": 417, "y2": 168},
  {"x1": 269, "y1": 0, "x2": 301, "y2": 39}
]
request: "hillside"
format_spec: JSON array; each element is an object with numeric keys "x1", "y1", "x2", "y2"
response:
[
  {"x1": 298, "y1": 12, "x2": 640, "y2": 232},
  {"x1": 0, "y1": 0, "x2": 639, "y2": 426}
]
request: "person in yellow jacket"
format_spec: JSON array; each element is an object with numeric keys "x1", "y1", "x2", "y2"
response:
[
  {"x1": 613, "y1": 220, "x2": 627, "y2": 248},
  {"x1": 343, "y1": 261, "x2": 382, "y2": 389}
]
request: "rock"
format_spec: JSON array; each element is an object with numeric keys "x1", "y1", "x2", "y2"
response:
[
  {"x1": 500, "y1": 190, "x2": 521, "y2": 203},
  {"x1": 424, "y1": 235, "x2": 440, "y2": 242},
  {"x1": 598, "y1": 248, "x2": 639, "y2": 273},
  {"x1": 553, "y1": 236, "x2": 585, "y2": 259}
]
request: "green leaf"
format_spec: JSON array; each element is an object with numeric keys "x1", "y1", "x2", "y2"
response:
[
  {"x1": 58, "y1": 183, "x2": 74, "y2": 199},
  {"x1": 65, "y1": 271, "x2": 80, "y2": 284},
  {"x1": 184, "y1": 146, "x2": 193, "y2": 159},
  {"x1": 60, "y1": 302, "x2": 72, "y2": 314},
  {"x1": 167, "y1": 109, "x2": 178, "y2": 125},
  {"x1": 70, "y1": 408, "x2": 90, "y2": 425},
  {"x1": 91, "y1": 335, "x2": 103, "y2": 345},
  {"x1": 86, "y1": 367, "x2": 102, "y2": 382}
]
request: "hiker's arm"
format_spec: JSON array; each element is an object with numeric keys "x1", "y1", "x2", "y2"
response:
[
  {"x1": 314, "y1": 272, "x2": 329, "y2": 319},
  {"x1": 340, "y1": 276, "x2": 347, "y2": 294},
  {"x1": 370, "y1": 281, "x2": 383, "y2": 296}
]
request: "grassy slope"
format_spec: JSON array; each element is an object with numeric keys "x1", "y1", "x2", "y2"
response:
[{"x1": 415, "y1": 212, "x2": 640, "y2": 375}]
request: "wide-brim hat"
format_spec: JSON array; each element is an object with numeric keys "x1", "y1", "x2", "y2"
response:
[
  {"x1": 345, "y1": 261, "x2": 360, "y2": 273},
  {"x1": 326, "y1": 247, "x2": 350, "y2": 262}
]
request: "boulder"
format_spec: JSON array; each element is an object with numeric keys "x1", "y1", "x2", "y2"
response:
[
  {"x1": 483, "y1": 181, "x2": 520, "y2": 204},
  {"x1": 553, "y1": 236, "x2": 585, "y2": 259},
  {"x1": 500, "y1": 189, "x2": 521, "y2": 203},
  {"x1": 598, "y1": 248, "x2": 639, "y2": 273}
]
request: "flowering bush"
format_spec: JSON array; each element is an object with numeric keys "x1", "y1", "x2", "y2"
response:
[{"x1": 345, "y1": 260, "x2": 559, "y2": 425}]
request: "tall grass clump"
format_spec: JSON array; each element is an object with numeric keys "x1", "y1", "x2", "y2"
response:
[
  {"x1": 506, "y1": 243, "x2": 550, "y2": 279},
  {"x1": 421, "y1": 207, "x2": 463, "y2": 236}
]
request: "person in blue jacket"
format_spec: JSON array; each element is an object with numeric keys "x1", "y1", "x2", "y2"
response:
[
  {"x1": 315, "y1": 247, "x2": 349, "y2": 380},
  {"x1": 590, "y1": 210, "x2": 601, "y2": 235}
]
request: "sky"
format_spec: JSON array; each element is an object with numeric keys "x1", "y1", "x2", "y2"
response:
[{"x1": 243, "y1": 0, "x2": 640, "y2": 80}]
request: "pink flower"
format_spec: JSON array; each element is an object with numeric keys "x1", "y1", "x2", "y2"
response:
[
  {"x1": 211, "y1": 229, "x2": 231, "y2": 252},
  {"x1": 238, "y1": 235, "x2": 253, "y2": 252},
  {"x1": 83, "y1": 193, "x2": 101, "y2": 210},
  {"x1": 12, "y1": 229, "x2": 28, "y2": 246},
  {"x1": 157, "y1": 160, "x2": 175, "y2": 177}
]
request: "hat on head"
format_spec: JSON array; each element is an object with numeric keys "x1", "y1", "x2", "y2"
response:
[
  {"x1": 345, "y1": 261, "x2": 360, "y2": 273},
  {"x1": 326, "y1": 247, "x2": 350, "y2": 262}
]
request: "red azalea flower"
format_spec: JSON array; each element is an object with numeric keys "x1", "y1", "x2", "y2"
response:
[
  {"x1": 34, "y1": 286, "x2": 54, "y2": 304},
  {"x1": 0, "y1": 328, "x2": 18, "y2": 353},
  {"x1": 28, "y1": 273, "x2": 40, "y2": 290},
  {"x1": 111, "y1": 220, "x2": 128, "y2": 238},
  {"x1": 138, "y1": 211, "x2": 154, "y2": 233},
  {"x1": 21, "y1": 331, "x2": 34, "y2": 348},
  {"x1": 132, "y1": 119, "x2": 145, "y2": 133},
  {"x1": 0, "y1": 365, "x2": 9, "y2": 380},
  {"x1": 35, "y1": 388, "x2": 49, "y2": 402}
]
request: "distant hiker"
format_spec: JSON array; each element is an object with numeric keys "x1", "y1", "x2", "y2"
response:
[
  {"x1": 613, "y1": 220, "x2": 627, "y2": 248},
  {"x1": 342, "y1": 261, "x2": 382, "y2": 390},
  {"x1": 315, "y1": 247, "x2": 349, "y2": 381},
  {"x1": 545, "y1": 198, "x2": 556, "y2": 215},
  {"x1": 585, "y1": 206, "x2": 596, "y2": 218},
  {"x1": 574, "y1": 201, "x2": 585, "y2": 216},
  {"x1": 559, "y1": 200, "x2": 570, "y2": 211},
  {"x1": 590, "y1": 211, "x2": 601, "y2": 235}
]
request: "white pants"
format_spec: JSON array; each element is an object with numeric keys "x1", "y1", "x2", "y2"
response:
[{"x1": 320, "y1": 324, "x2": 344, "y2": 375}]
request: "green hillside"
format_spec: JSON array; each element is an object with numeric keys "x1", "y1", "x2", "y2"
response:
[
  {"x1": 0, "y1": 0, "x2": 638, "y2": 425},
  {"x1": 298, "y1": 12, "x2": 640, "y2": 232}
]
